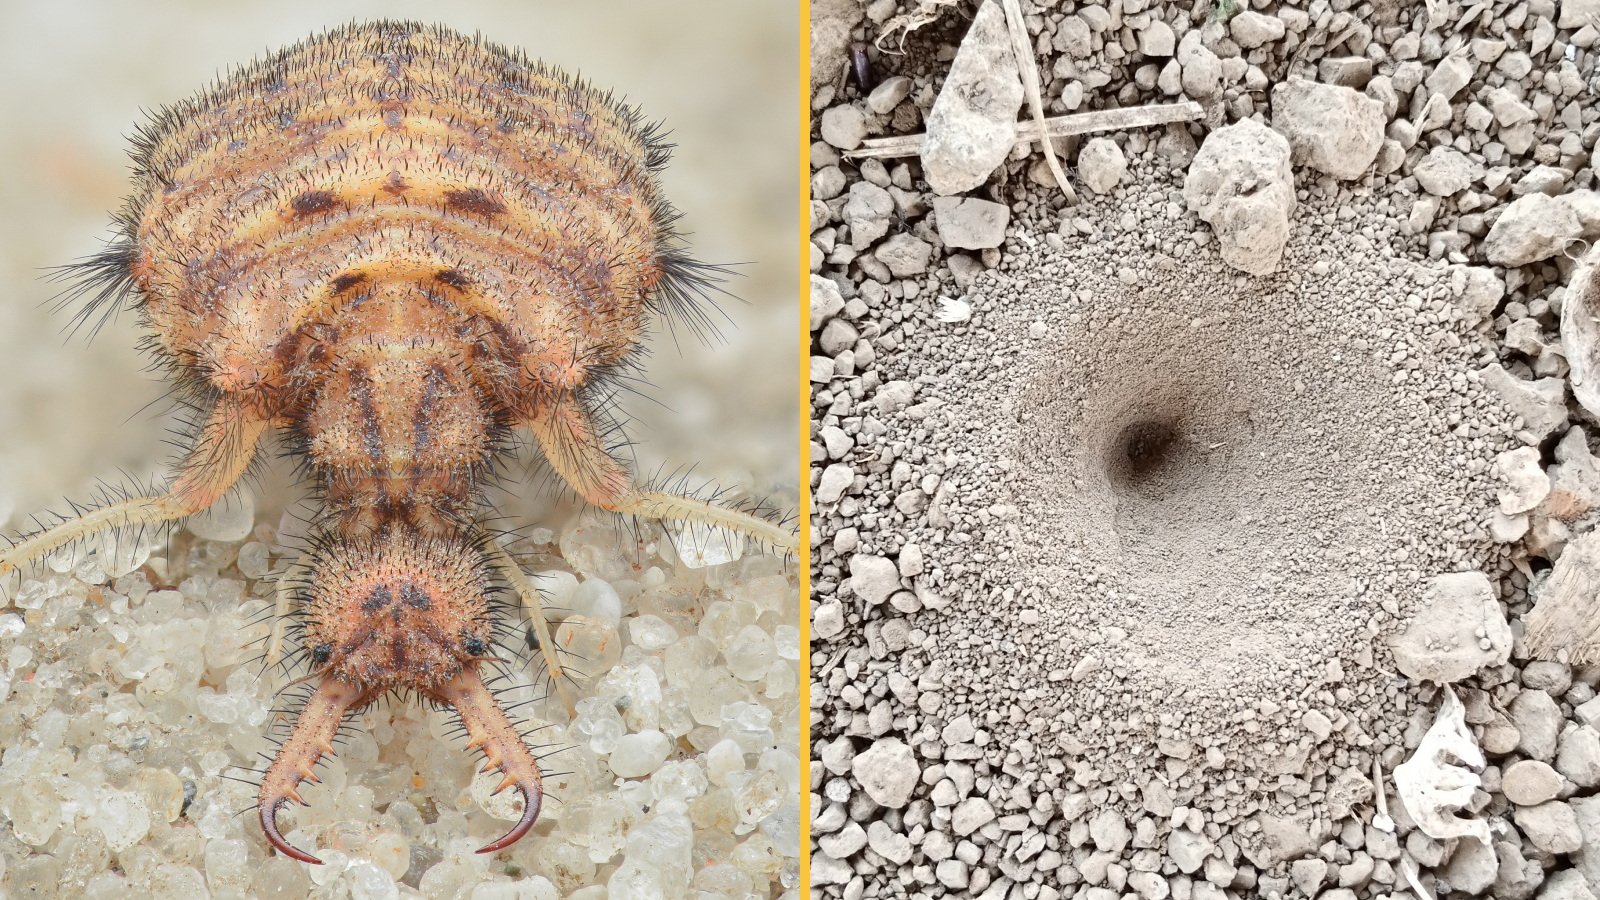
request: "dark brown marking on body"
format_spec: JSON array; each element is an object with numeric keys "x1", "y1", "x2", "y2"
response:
[
  {"x1": 362, "y1": 584, "x2": 393, "y2": 612},
  {"x1": 435, "y1": 269, "x2": 470, "y2": 289},
  {"x1": 330, "y1": 272, "x2": 368, "y2": 294},
  {"x1": 380, "y1": 170, "x2": 410, "y2": 197},
  {"x1": 443, "y1": 188, "x2": 506, "y2": 217},
  {"x1": 292, "y1": 190, "x2": 340, "y2": 218}
]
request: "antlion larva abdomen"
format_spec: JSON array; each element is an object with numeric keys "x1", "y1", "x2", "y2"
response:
[{"x1": 130, "y1": 23, "x2": 668, "y2": 408}]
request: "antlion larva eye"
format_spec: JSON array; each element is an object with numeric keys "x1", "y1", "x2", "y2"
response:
[{"x1": 6, "y1": 18, "x2": 798, "y2": 867}]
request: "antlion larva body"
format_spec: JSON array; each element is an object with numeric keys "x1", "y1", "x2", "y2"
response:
[{"x1": 1, "y1": 20, "x2": 796, "y2": 863}]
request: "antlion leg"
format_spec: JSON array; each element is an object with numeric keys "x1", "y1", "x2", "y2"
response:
[
  {"x1": 526, "y1": 404, "x2": 798, "y2": 554},
  {"x1": 485, "y1": 542, "x2": 576, "y2": 716},
  {"x1": 267, "y1": 551, "x2": 314, "y2": 670},
  {"x1": 0, "y1": 403, "x2": 268, "y2": 581},
  {"x1": 428, "y1": 664, "x2": 544, "y2": 854},
  {"x1": 258, "y1": 675, "x2": 371, "y2": 864}
]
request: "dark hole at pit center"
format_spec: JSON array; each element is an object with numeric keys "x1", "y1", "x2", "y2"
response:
[{"x1": 1108, "y1": 418, "x2": 1186, "y2": 496}]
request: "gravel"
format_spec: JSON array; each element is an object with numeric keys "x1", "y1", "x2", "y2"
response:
[{"x1": 812, "y1": 0, "x2": 1600, "y2": 895}]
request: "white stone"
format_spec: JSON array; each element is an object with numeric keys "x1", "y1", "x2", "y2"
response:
[
  {"x1": 921, "y1": 0, "x2": 1023, "y2": 194},
  {"x1": 1270, "y1": 79, "x2": 1385, "y2": 180},
  {"x1": 1388, "y1": 572, "x2": 1512, "y2": 684},
  {"x1": 952, "y1": 797, "x2": 997, "y2": 835},
  {"x1": 932, "y1": 196, "x2": 1010, "y2": 249},
  {"x1": 849, "y1": 554, "x2": 901, "y2": 606},
  {"x1": 813, "y1": 602, "x2": 845, "y2": 640},
  {"x1": 852, "y1": 737, "x2": 918, "y2": 807},
  {"x1": 1230, "y1": 11, "x2": 1285, "y2": 48},
  {"x1": 1485, "y1": 193, "x2": 1583, "y2": 266},
  {"x1": 1493, "y1": 446, "x2": 1551, "y2": 514},
  {"x1": 609, "y1": 730, "x2": 672, "y2": 778},
  {"x1": 1078, "y1": 138, "x2": 1127, "y2": 195},
  {"x1": 1183, "y1": 118, "x2": 1296, "y2": 276},
  {"x1": 820, "y1": 105, "x2": 868, "y2": 150},
  {"x1": 1413, "y1": 147, "x2": 1481, "y2": 196}
]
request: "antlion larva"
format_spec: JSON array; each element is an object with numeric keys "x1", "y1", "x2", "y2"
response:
[{"x1": 1, "y1": 20, "x2": 796, "y2": 863}]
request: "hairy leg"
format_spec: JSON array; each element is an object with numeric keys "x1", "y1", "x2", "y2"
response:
[
  {"x1": 0, "y1": 403, "x2": 268, "y2": 581},
  {"x1": 484, "y1": 541, "x2": 576, "y2": 716},
  {"x1": 267, "y1": 550, "x2": 314, "y2": 670},
  {"x1": 526, "y1": 402, "x2": 797, "y2": 555}
]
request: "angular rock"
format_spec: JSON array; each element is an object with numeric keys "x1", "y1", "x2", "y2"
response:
[
  {"x1": 1546, "y1": 428, "x2": 1600, "y2": 520},
  {"x1": 852, "y1": 737, "x2": 918, "y2": 808},
  {"x1": 810, "y1": 0, "x2": 864, "y2": 92},
  {"x1": 1078, "y1": 138, "x2": 1127, "y2": 195},
  {"x1": 1389, "y1": 572, "x2": 1512, "y2": 684},
  {"x1": 1491, "y1": 838, "x2": 1545, "y2": 900},
  {"x1": 842, "y1": 181, "x2": 894, "y2": 250},
  {"x1": 932, "y1": 196, "x2": 1010, "y2": 249},
  {"x1": 820, "y1": 735, "x2": 857, "y2": 775},
  {"x1": 952, "y1": 797, "x2": 996, "y2": 836},
  {"x1": 1319, "y1": 56, "x2": 1373, "y2": 89},
  {"x1": 1484, "y1": 193, "x2": 1583, "y2": 266},
  {"x1": 1514, "y1": 800, "x2": 1582, "y2": 854},
  {"x1": 849, "y1": 554, "x2": 901, "y2": 606},
  {"x1": 810, "y1": 851, "x2": 853, "y2": 885},
  {"x1": 820, "y1": 105, "x2": 868, "y2": 151},
  {"x1": 1453, "y1": 266, "x2": 1505, "y2": 323},
  {"x1": 1508, "y1": 690, "x2": 1561, "y2": 762},
  {"x1": 1090, "y1": 809, "x2": 1131, "y2": 855},
  {"x1": 1573, "y1": 795, "x2": 1600, "y2": 890},
  {"x1": 874, "y1": 380, "x2": 915, "y2": 415},
  {"x1": 1558, "y1": 726, "x2": 1600, "y2": 787},
  {"x1": 1541, "y1": 869, "x2": 1597, "y2": 900},
  {"x1": 1290, "y1": 858, "x2": 1328, "y2": 896},
  {"x1": 1178, "y1": 32, "x2": 1223, "y2": 100},
  {"x1": 867, "y1": 76, "x2": 913, "y2": 115},
  {"x1": 1169, "y1": 829, "x2": 1213, "y2": 874},
  {"x1": 1479, "y1": 364, "x2": 1568, "y2": 443},
  {"x1": 1139, "y1": 21, "x2": 1175, "y2": 57},
  {"x1": 1230, "y1": 11, "x2": 1286, "y2": 48},
  {"x1": 819, "y1": 820, "x2": 867, "y2": 858},
  {"x1": 1413, "y1": 147, "x2": 1482, "y2": 196},
  {"x1": 810, "y1": 275, "x2": 846, "y2": 331},
  {"x1": 1493, "y1": 446, "x2": 1551, "y2": 514},
  {"x1": 1426, "y1": 55, "x2": 1475, "y2": 101},
  {"x1": 814, "y1": 602, "x2": 845, "y2": 640},
  {"x1": 875, "y1": 234, "x2": 933, "y2": 278},
  {"x1": 1183, "y1": 118, "x2": 1296, "y2": 276},
  {"x1": 1254, "y1": 814, "x2": 1317, "y2": 865},
  {"x1": 1440, "y1": 836, "x2": 1498, "y2": 896},
  {"x1": 817, "y1": 463, "x2": 853, "y2": 504},
  {"x1": 921, "y1": 0, "x2": 1023, "y2": 195},
  {"x1": 1564, "y1": 244, "x2": 1600, "y2": 419},
  {"x1": 867, "y1": 820, "x2": 913, "y2": 865},
  {"x1": 1270, "y1": 79, "x2": 1385, "y2": 180}
]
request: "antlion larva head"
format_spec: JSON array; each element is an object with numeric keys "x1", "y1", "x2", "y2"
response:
[{"x1": 77, "y1": 20, "x2": 728, "y2": 863}]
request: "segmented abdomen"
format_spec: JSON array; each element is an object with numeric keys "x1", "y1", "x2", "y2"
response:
[{"x1": 124, "y1": 21, "x2": 671, "y2": 413}]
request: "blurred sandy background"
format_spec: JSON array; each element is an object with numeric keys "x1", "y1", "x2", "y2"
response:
[{"x1": 0, "y1": 0, "x2": 800, "y2": 533}]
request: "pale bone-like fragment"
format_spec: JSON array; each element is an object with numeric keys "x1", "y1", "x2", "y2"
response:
[
  {"x1": 843, "y1": 102, "x2": 1204, "y2": 159},
  {"x1": 1392, "y1": 686, "x2": 1491, "y2": 844},
  {"x1": 937, "y1": 297, "x2": 973, "y2": 323},
  {"x1": 1372, "y1": 756, "x2": 1394, "y2": 833},
  {"x1": 1562, "y1": 241, "x2": 1600, "y2": 419}
]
